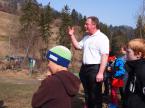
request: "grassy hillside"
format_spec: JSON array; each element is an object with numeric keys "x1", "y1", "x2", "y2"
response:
[
  {"x1": 0, "y1": 11, "x2": 82, "y2": 72},
  {"x1": 0, "y1": 11, "x2": 67, "y2": 58},
  {"x1": 0, "y1": 11, "x2": 20, "y2": 56},
  {"x1": 0, "y1": 11, "x2": 20, "y2": 37}
]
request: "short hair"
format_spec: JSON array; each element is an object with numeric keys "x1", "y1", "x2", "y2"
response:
[
  {"x1": 87, "y1": 16, "x2": 100, "y2": 29},
  {"x1": 127, "y1": 38, "x2": 145, "y2": 58}
]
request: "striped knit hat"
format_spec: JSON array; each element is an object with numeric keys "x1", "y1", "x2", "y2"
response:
[{"x1": 46, "y1": 45, "x2": 72, "y2": 68}]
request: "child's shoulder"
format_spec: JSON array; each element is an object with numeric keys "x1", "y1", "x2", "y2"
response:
[
  {"x1": 43, "y1": 75, "x2": 60, "y2": 84},
  {"x1": 114, "y1": 57, "x2": 125, "y2": 65},
  {"x1": 117, "y1": 56, "x2": 126, "y2": 61}
]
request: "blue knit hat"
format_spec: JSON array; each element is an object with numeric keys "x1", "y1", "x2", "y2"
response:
[{"x1": 46, "y1": 45, "x2": 72, "y2": 68}]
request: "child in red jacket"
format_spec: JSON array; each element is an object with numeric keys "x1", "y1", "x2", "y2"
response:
[{"x1": 109, "y1": 46, "x2": 126, "y2": 108}]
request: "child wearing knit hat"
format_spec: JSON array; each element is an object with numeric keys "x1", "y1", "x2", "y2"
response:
[{"x1": 32, "y1": 45, "x2": 81, "y2": 108}]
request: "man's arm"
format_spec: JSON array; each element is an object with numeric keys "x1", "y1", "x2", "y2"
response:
[
  {"x1": 96, "y1": 54, "x2": 109, "y2": 82},
  {"x1": 68, "y1": 27, "x2": 80, "y2": 49}
]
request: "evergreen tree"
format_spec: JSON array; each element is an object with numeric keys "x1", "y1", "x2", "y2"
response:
[
  {"x1": 100, "y1": 23, "x2": 110, "y2": 38},
  {"x1": 19, "y1": 0, "x2": 40, "y2": 59},
  {"x1": 39, "y1": 2, "x2": 53, "y2": 44},
  {"x1": 59, "y1": 5, "x2": 72, "y2": 49},
  {"x1": 79, "y1": 15, "x2": 86, "y2": 33},
  {"x1": 20, "y1": 0, "x2": 40, "y2": 27},
  {"x1": 110, "y1": 28, "x2": 128, "y2": 55},
  {"x1": 71, "y1": 9, "x2": 79, "y2": 25}
]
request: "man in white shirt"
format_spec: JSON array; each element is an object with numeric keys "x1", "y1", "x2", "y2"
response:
[{"x1": 68, "y1": 16, "x2": 109, "y2": 108}]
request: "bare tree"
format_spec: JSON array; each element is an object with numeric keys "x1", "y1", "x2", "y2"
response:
[{"x1": 135, "y1": 0, "x2": 145, "y2": 38}]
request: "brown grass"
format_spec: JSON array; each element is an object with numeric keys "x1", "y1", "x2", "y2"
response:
[
  {"x1": 0, "y1": 82, "x2": 39, "y2": 108},
  {"x1": 0, "y1": 71, "x2": 84, "y2": 108},
  {"x1": 0, "y1": 71, "x2": 109, "y2": 108}
]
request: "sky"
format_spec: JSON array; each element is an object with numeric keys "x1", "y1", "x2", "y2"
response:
[{"x1": 37, "y1": 0, "x2": 143, "y2": 28}]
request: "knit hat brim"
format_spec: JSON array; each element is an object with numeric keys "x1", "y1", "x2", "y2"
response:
[{"x1": 46, "y1": 51, "x2": 70, "y2": 68}]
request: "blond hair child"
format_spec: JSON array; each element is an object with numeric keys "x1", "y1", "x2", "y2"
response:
[{"x1": 124, "y1": 38, "x2": 145, "y2": 108}]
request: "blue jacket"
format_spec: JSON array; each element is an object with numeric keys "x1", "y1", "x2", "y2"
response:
[{"x1": 113, "y1": 57, "x2": 126, "y2": 78}]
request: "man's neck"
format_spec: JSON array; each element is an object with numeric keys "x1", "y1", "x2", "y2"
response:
[{"x1": 89, "y1": 29, "x2": 98, "y2": 35}]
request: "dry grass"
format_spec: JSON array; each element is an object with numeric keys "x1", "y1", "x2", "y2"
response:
[
  {"x1": 0, "y1": 71, "x2": 110, "y2": 108},
  {"x1": 0, "y1": 36, "x2": 9, "y2": 41},
  {"x1": 0, "y1": 70, "x2": 39, "y2": 108},
  {"x1": 0, "y1": 71, "x2": 84, "y2": 108},
  {"x1": 0, "y1": 82, "x2": 39, "y2": 108},
  {"x1": 0, "y1": 81, "x2": 86, "y2": 108},
  {"x1": 0, "y1": 11, "x2": 20, "y2": 37}
]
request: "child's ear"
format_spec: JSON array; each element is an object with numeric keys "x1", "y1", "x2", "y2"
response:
[{"x1": 137, "y1": 52, "x2": 142, "y2": 58}]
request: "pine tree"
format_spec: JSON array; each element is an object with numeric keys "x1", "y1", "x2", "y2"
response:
[
  {"x1": 71, "y1": 9, "x2": 79, "y2": 25},
  {"x1": 39, "y1": 2, "x2": 53, "y2": 44},
  {"x1": 79, "y1": 15, "x2": 86, "y2": 33},
  {"x1": 59, "y1": 5, "x2": 72, "y2": 49},
  {"x1": 19, "y1": 0, "x2": 40, "y2": 59}
]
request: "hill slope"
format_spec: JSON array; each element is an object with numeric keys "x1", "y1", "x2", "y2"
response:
[
  {"x1": 0, "y1": 11, "x2": 20, "y2": 37},
  {"x1": 0, "y1": 11, "x2": 20, "y2": 56},
  {"x1": 0, "y1": 11, "x2": 82, "y2": 72}
]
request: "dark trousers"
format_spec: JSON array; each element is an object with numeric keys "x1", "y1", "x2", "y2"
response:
[{"x1": 79, "y1": 64, "x2": 102, "y2": 108}]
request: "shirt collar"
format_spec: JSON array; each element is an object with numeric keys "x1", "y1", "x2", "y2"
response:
[{"x1": 90, "y1": 29, "x2": 100, "y2": 36}]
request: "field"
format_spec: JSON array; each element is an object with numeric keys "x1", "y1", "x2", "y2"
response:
[
  {"x1": 0, "y1": 70, "x2": 85, "y2": 108},
  {"x1": 0, "y1": 70, "x2": 112, "y2": 108},
  {"x1": 0, "y1": 82, "x2": 38, "y2": 108},
  {"x1": 0, "y1": 71, "x2": 40, "y2": 108}
]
